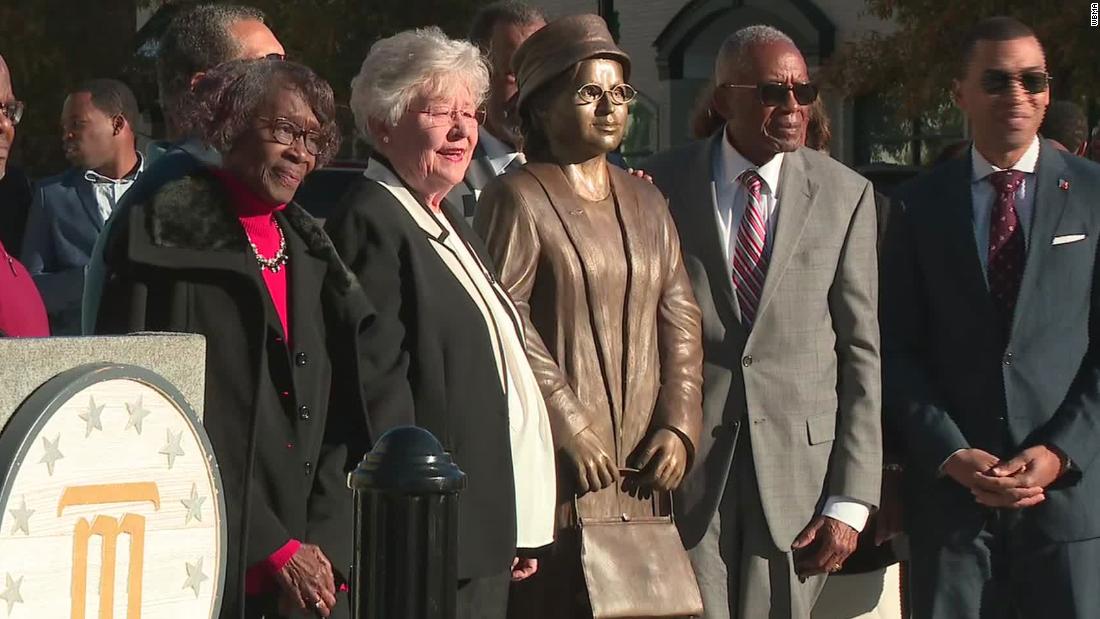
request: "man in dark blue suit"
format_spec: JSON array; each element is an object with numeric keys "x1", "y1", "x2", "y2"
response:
[
  {"x1": 82, "y1": 3, "x2": 284, "y2": 332},
  {"x1": 22, "y1": 79, "x2": 142, "y2": 334},
  {"x1": 883, "y1": 16, "x2": 1100, "y2": 618}
]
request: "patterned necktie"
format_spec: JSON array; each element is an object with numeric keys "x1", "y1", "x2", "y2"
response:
[
  {"x1": 732, "y1": 169, "x2": 770, "y2": 327},
  {"x1": 986, "y1": 169, "x2": 1026, "y2": 331}
]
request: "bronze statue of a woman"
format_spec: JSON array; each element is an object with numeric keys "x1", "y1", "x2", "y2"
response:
[{"x1": 474, "y1": 14, "x2": 704, "y2": 617}]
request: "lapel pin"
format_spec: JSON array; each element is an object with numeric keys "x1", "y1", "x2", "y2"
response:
[{"x1": 1058, "y1": 178, "x2": 1070, "y2": 191}]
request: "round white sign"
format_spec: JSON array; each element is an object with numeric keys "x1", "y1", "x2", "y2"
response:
[{"x1": 0, "y1": 364, "x2": 225, "y2": 618}]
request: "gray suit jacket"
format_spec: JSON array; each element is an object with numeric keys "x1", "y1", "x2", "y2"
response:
[
  {"x1": 646, "y1": 135, "x2": 882, "y2": 550},
  {"x1": 21, "y1": 168, "x2": 106, "y2": 334}
]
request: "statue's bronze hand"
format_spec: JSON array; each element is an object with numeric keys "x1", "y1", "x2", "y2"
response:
[
  {"x1": 562, "y1": 426, "x2": 618, "y2": 494},
  {"x1": 629, "y1": 428, "x2": 688, "y2": 492}
]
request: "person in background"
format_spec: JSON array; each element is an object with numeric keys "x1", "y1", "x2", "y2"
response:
[
  {"x1": 1039, "y1": 100, "x2": 1088, "y2": 154},
  {"x1": 21, "y1": 79, "x2": 142, "y2": 334},
  {"x1": 0, "y1": 54, "x2": 33, "y2": 258},
  {"x1": 82, "y1": 2, "x2": 285, "y2": 333},
  {"x1": 326, "y1": 27, "x2": 556, "y2": 619},
  {"x1": 450, "y1": 0, "x2": 547, "y2": 222},
  {"x1": 0, "y1": 52, "x2": 48, "y2": 338},
  {"x1": 96, "y1": 57, "x2": 410, "y2": 619}
]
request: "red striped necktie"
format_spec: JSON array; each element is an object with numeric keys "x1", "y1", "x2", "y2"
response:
[{"x1": 732, "y1": 169, "x2": 769, "y2": 327}]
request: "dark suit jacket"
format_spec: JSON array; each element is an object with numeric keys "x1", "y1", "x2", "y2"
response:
[
  {"x1": 0, "y1": 166, "x2": 32, "y2": 258},
  {"x1": 883, "y1": 139, "x2": 1100, "y2": 543},
  {"x1": 82, "y1": 146, "x2": 203, "y2": 333},
  {"x1": 325, "y1": 163, "x2": 517, "y2": 580},
  {"x1": 21, "y1": 167, "x2": 113, "y2": 333},
  {"x1": 95, "y1": 168, "x2": 410, "y2": 618}
]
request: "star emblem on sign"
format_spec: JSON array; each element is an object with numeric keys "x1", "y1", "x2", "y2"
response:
[
  {"x1": 125, "y1": 395, "x2": 152, "y2": 434},
  {"x1": 180, "y1": 483, "x2": 206, "y2": 525},
  {"x1": 79, "y1": 396, "x2": 105, "y2": 438},
  {"x1": 183, "y1": 557, "x2": 208, "y2": 598},
  {"x1": 7, "y1": 497, "x2": 34, "y2": 536},
  {"x1": 39, "y1": 435, "x2": 64, "y2": 476},
  {"x1": 158, "y1": 429, "x2": 185, "y2": 469},
  {"x1": 0, "y1": 573, "x2": 23, "y2": 614}
]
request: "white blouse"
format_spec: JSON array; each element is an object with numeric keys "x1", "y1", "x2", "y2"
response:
[{"x1": 363, "y1": 160, "x2": 556, "y2": 548}]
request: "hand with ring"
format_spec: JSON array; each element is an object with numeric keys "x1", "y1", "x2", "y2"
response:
[{"x1": 274, "y1": 543, "x2": 337, "y2": 617}]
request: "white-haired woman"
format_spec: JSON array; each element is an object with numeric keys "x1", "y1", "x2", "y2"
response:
[{"x1": 324, "y1": 27, "x2": 555, "y2": 618}]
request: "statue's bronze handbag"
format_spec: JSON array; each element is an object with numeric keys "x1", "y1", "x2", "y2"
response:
[{"x1": 574, "y1": 471, "x2": 704, "y2": 618}]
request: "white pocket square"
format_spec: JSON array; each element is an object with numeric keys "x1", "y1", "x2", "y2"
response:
[{"x1": 1052, "y1": 234, "x2": 1087, "y2": 245}]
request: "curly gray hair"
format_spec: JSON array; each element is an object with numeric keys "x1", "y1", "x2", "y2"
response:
[{"x1": 349, "y1": 27, "x2": 489, "y2": 139}]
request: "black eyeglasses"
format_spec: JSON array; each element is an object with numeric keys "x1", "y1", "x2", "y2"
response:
[
  {"x1": 980, "y1": 70, "x2": 1051, "y2": 95},
  {"x1": 0, "y1": 100, "x2": 25, "y2": 125},
  {"x1": 720, "y1": 81, "x2": 818, "y2": 106},
  {"x1": 575, "y1": 83, "x2": 637, "y2": 105},
  {"x1": 258, "y1": 116, "x2": 326, "y2": 156}
]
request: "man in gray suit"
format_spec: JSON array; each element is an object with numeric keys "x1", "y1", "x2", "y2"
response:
[
  {"x1": 646, "y1": 25, "x2": 881, "y2": 618},
  {"x1": 22, "y1": 79, "x2": 142, "y2": 334},
  {"x1": 883, "y1": 17, "x2": 1100, "y2": 618},
  {"x1": 451, "y1": 1, "x2": 546, "y2": 223}
]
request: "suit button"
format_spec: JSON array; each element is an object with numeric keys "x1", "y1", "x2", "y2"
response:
[
  {"x1": 742, "y1": 355, "x2": 753, "y2": 367},
  {"x1": 298, "y1": 405, "x2": 311, "y2": 420},
  {"x1": 1003, "y1": 352, "x2": 1013, "y2": 366},
  {"x1": 274, "y1": 335, "x2": 284, "y2": 344},
  {"x1": 295, "y1": 352, "x2": 308, "y2": 367},
  {"x1": 304, "y1": 461, "x2": 313, "y2": 476}
]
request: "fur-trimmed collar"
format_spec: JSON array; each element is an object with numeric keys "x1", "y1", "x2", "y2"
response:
[{"x1": 145, "y1": 170, "x2": 359, "y2": 294}]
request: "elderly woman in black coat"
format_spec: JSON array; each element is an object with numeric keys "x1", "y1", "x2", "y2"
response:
[
  {"x1": 325, "y1": 27, "x2": 556, "y2": 619},
  {"x1": 95, "y1": 58, "x2": 410, "y2": 619}
]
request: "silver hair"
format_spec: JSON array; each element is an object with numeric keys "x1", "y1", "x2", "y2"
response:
[
  {"x1": 714, "y1": 25, "x2": 797, "y2": 84},
  {"x1": 349, "y1": 27, "x2": 490, "y2": 139}
]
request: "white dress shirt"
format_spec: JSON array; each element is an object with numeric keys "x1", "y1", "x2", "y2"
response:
[
  {"x1": 712, "y1": 132, "x2": 871, "y2": 533},
  {"x1": 478, "y1": 126, "x2": 525, "y2": 176},
  {"x1": 970, "y1": 136, "x2": 1041, "y2": 277},
  {"x1": 83, "y1": 152, "x2": 144, "y2": 222}
]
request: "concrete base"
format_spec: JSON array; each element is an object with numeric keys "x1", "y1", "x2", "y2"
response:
[{"x1": 0, "y1": 333, "x2": 206, "y2": 430}]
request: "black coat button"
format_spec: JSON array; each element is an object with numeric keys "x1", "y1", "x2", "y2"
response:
[
  {"x1": 1003, "y1": 352, "x2": 1013, "y2": 366},
  {"x1": 304, "y1": 461, "x2": 313, "y2": 476},
  {"x1": 742, "y1": 355, "x2": 753, "y2": 367},
  {"x1": 295, "y1": 352, "x2": 308, "y2": 366},
  {"x1": 298, "y1": 405, "x2": 311, "y2": 420}
]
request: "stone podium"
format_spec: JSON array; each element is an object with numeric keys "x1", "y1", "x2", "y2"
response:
[{"x1": 0, "y1": 335, "x2": 224, "y2": 618}]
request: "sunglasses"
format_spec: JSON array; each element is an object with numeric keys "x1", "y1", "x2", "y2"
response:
[
  {"x1": 720, "y1": 81, "x2": 818, "y2": 106},
  {"x1": 979, "y1": 70, "x2": 1051, "y2": 95}
]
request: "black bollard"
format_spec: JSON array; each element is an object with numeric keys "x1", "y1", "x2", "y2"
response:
[{"x1": 348, "y1": 426, "x2": 466, "y2": 619}]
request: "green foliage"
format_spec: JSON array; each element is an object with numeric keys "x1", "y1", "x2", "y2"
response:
[{"x1": 824, "y1": 0, "x2": 1100, "y2": 116}]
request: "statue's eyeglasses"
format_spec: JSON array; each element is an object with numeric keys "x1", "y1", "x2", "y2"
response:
[{"x1": 575, "y1": 83, "x2": 637, "y2": 105}]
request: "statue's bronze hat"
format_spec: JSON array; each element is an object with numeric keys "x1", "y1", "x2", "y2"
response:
[{"x1": 513, "y1": 14, "x2": 631, "y2": 112}]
